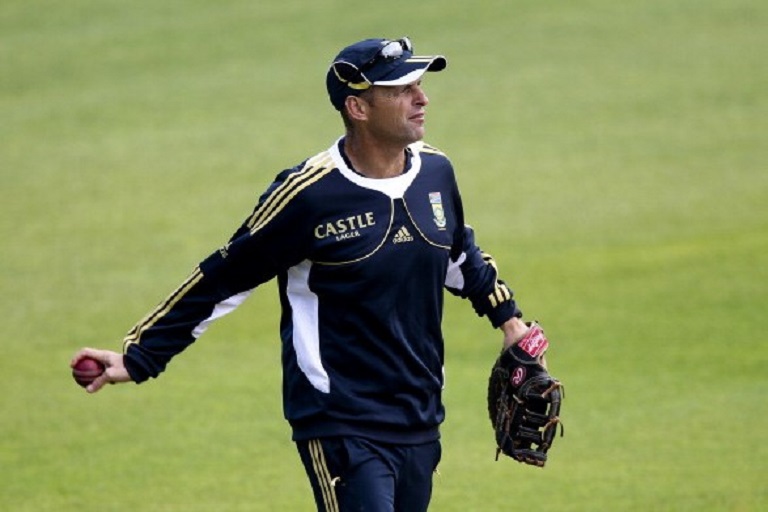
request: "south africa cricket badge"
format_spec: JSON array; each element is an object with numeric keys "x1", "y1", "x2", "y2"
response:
[{"x1": 429, "y1": 192, "x2": 447, "y2": 230}]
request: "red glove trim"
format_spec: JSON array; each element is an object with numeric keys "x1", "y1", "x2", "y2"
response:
[{"x1": 517, "y1": 323, "x2": 549, "y2": 358}]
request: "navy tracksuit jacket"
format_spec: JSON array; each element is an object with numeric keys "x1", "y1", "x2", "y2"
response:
[{"x1": 123, "y1": 137, "x2": 521, "y2": 444}]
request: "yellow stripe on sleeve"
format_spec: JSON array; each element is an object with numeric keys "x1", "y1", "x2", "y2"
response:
[
  {"x1": 245, "y1": 153, "x2": 334, "y2": 233},
  {"x1": 122, "y1": 267, "x2": 204, "y2": 351}
]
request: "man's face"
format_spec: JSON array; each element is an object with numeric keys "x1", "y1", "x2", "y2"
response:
[{"x1": 361, "y1": 80, "x2": 430, "y2": 145}]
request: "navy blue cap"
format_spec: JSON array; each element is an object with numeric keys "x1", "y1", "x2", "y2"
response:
[{"x1": 326, "y1": 37, "x2": 447, "y2": 111}]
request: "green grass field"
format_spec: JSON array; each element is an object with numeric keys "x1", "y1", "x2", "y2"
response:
[{"x1": 2, "y1": 0, "x2": 766, "y2": 510}]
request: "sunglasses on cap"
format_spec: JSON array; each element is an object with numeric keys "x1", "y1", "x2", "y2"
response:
[{"x1": 331, "y1": 37, "x2": 414, "y2": 91}]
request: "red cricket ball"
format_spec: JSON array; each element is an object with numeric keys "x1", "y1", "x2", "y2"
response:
[{"x1": 72, "y1": 357, "x2": 105, "y2": 388}]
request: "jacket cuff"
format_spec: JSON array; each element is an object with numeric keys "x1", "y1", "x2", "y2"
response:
[
  {"x1": 123, "y1": 345, "x2": 160, "y2": 384},
  {"x1": 486, "y1": 300, "x2": 523, "y2": 328}
]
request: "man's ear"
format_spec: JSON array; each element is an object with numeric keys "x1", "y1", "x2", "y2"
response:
[{"x1": 344, "y1": 95, "x2": 370, "y2": 122}]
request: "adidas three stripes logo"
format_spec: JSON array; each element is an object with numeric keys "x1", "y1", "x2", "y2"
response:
[{"x1": 392, "y1": 226, "x2": 414, "y2": 244}]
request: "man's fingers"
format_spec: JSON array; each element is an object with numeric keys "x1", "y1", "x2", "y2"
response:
[
  {"x1": 71, "y1": 347, "x2": 106, "y2": 367},
  {"x1": 86, "y1": 372, "x2": 110, "y2": 394}
]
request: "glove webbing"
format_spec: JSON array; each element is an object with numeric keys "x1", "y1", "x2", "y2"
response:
[{"x1": 493, "y1": 378, "x2": 564, "y2": 462}]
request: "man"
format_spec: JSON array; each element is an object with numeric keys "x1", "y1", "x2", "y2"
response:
[{"x1": 72, "y1": 37, "x2": 532, "y2": 512}]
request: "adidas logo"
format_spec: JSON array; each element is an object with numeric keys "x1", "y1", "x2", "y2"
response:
[{"x1": 392, "y1": 226, "x2": 414, "y2": 244}]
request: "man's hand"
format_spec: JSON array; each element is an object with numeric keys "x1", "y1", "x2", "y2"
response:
[
  {"x1": 500, "y1": 317, "x2": 529, "y2": 349},
  {"x1": 70, "y1": 348, "x2": 132, "y2": 393},
  {"x1": 500, "y1": 317, "x2": 548, "y2": 369}
]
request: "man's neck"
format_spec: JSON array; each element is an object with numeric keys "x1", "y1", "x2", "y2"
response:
[{"x1": 343, "y1": 133, "x2": 408, "y2": 179}]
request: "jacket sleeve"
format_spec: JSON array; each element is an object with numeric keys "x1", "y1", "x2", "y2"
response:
[
  {"x1": 123, "y1": 168, "x2": 313, "y2": 383},
  {"x1": 445, "y1": 225, "x2": 523, "y2": 327},
  {"x1": 443, "y1": 173, "x2": 522, "y2": 328}
]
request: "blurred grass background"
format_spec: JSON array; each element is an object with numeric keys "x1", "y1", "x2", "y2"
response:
[{"x1": 1, "y1": 0, "x2": 766, "y2": 510}]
